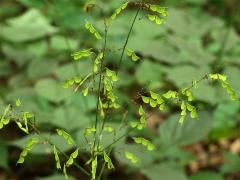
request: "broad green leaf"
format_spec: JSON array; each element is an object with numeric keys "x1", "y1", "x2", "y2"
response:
[
  {"x1": 189, "y1": 171, "x2": 224, "y2": 180},
  {"x1": 1, "y1": 9, "x2": 57, "y2": 42},
  {"x1": 0, "y1": 140, "x2": 8, "y2": 169},
  {"x1": 50, "y1": 35, "x2": 78, "y2": 50},
  {"x1": 35, "y1": 79, "x2": 70, "y2": 103},
  {"x1": 220, "y1": 152, "x2": 240, "y2": 174},
  {"x1": 159, "y1": 112, "x2": 212, "y2": 147},
  {"x1": 141, "y1": 163, "x2": 188, "y2": 180}
]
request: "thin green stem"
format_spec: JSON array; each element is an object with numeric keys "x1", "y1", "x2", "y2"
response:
[
  {"x1": 116, "y1": 8, "x2": 140, "y2": 75},
  {"x1": 93, "y1": 18, "x2": 108, "y2": 156},
  {"x1": 97, "y1": 148, "x2": 113, "y2": 180}
]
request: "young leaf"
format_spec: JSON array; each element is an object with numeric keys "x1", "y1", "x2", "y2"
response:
[
  {"x1": 82, "y1": 87, "x2": 89, "y2": 97},
  {"x1": 179, "y1": 115, "x2": 186, "y2": 124},
  {"x1": 104, "y1": 124, "x2": 114, "y2": 133},
  {"x1": 124, "y1": 151, "x2": 140, "y2": 164},
  {"x1": 126, "y1": 49, "x2": 140, "y2": 61},
  {"x1": 129, "y1": 121, "x2": 144, "y2": 130},
  {"x1": 138, "y1": 106, "x2": 145, "y2": 116},
  {"x1": 71, "y1": 48, "x2": 93, "y2": 60},
  {"x1": 84, "y1": 127, "x2": 96, "y2": 135},
  {"x1": 141, "y1": 96, "x2": 150, "y2": 103},
  {"x1": 103, "y1": 151, "x2": 114, "y2": 169},
  {"x1": 63, "y1": 164, "x2": 69, "y2": 180},
  {"x1": 221, "y1": 81, "x2": 238, "y2": 101},
  {"x1": 147, "y1": 14, "x2": 164, "y2": 25},
  {"x1": 66, "y1": 149, "x2": 78, "y2": 167},
  {"x1": 159, "y1": 103, "x2": 166, "y2": 111},
  {"x1": 111, "y1": 2, "x2": 129, "y2": 20},
  {"x1": 209, "y1": 73, "x2": 227, "y2": 81},
  {"x1": 149, "y1": 5, "x2": 168, "y2": 16},
  {"x1": 56, "y1": 129, "x2": 74, "y2": 145},
  {"x1": 16, "y1": 99, "x2": 22, "y2": 107},
  {"x1": 53, "y1": 145, "x2": 61, "y2": 170},
  {"x1": 163, "y1": 90, "x2": 177, "y2": 99},
  {"x1": 132, "y1": 137, "x2": 155, "y2": 151},
  {"x1": 85, "y1": 21, "x2": 102, "y2": 40},
  {"x1": 91, "y1": 156, "x2": 98, "y2": 180},
  {"x1": 190, "y1": 109, "x2": 198, "y2": 119},
  {"x1": 149, "y1": 99, "x2": 157, "y2": 108},
  {"x1": 0, "y1": 104, "x2": 11, "y2": 129},
  {"x1": 17, "y1": 138, "x2": 39, "y2": 164}
]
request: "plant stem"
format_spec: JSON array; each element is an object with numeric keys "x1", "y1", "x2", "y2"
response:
[
  {"x1": 93, "y1": 18, "x2": 108, "y2": 157},
  {"x1": 97, "y1": 148, "x2": 113, "y2": 180},
  {"x1": 116, "y1": 8, "x2": 141, "y2": 75}
]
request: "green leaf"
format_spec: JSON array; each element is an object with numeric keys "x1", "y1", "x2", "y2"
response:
[
  {"x1": 159, "y1": 112, "x2": 212, "y2": 146},
  {"x1": 82, "y1": 87, "x2": 89, "y2": 97},
  {"x1": 103, "y1": 151, "x2": 114, "y2": 169},
  {"x1": 136, "y1": 61, "x2": 166, "y2": 88},
  {"x1": 12, "y1": 134, "x2": 73, "y2": 154},
  {"x1": 35, "y1": 79, "x2": 71, "y2": 103},
  {"x1": 85, "y1": 21, "x2": 102, "y2": 40},
  {"x1": 141, "y1": 163, "x2": 187, "y2": 180},
  {"x1": 111, "y1": 2, "x2": 129, "y2": 20},
  {"x1": 1, "y1": 9, "x2": 58, "y2": 42},
  {"x1": 124, "y1": 151, "x2": 140, "y2": 164},
  {"x1": 167, "y1": 65, "x2": 210, "y2": 88},
  {"x1": 56, "y1": 129, "x2": 75, "y2": 145},
  {"x1": 189, "y1": 171, "x2": 224, "y2": 180},
  {"x1": 220, "y1": 152, "x2": 240, "y2": 174},
  {"x1": 138, "y1": 106, "x2": 145, "y2": 116},
  {"x1": 190, "y1": 109, "x2": 198, "y2": 119},
  {"x1": 163, "y1": 90, "x2": 177, "y2": 99},
  {"x1": 209, "y1": 73, "x2": 227, "y2": 81},
  {"x1": 126, "y1": 49, "x2": 140, "y2": 61},
  {"x1": 16, "y1": 99, "x2": 22, "y2": 107},
  {"x1": 66, "y1": 149, "x2": 78, "y2": 167},
  {"x1": 71, "y1": 48, "x2": 93, "y2": 61},
  {"x1": 91, "y1": 156, "x2": 98, "y2": 180},
  {"x1": 53, "y1": 145, "x2": 61, "y2": 170},
  {"x1": 0, "y1": 140, "x2": 8, "y2": 169},
  {"x1": 0, "y1": 104, "x2": 11, "y2": 129},
  {"x1": 104, "y1": 124, "x2": 114, "y2": 133},
  {"x1": 17, "y1": 138, "x2": 39, "y2": 164},
  {"x1": 149, "y1": 99, "x2": 157, "y2": 108},
  {"x1": 84, "y1": 127, "x2": 96, "y2": 135},
  {"x1": 147, "y1": 14, "x2": 164, "y2": 25},
  {"x1": 141, "y1": 96, "x2": 150, "y2": 103},
  {"x1": 149, "y1": 5, "x2": 168, "y2": 17},
  {"x1": 50, "y1": 35, "x2": 78, "y2": 50},
  {"x1": 132, "y1": 137, "x2": 155, "y2": 151},
  {"x1": 63, "y1": 164, "x2": 69, "y2": 180}
]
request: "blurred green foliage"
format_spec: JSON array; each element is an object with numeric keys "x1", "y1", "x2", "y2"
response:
[{"x1": 0, "y1": 0, "x2": 240, "y2": 179}]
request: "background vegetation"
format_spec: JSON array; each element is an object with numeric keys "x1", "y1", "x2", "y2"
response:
[{"x1": 0, "y1": 0, "x2": 240, "y2": 179}]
